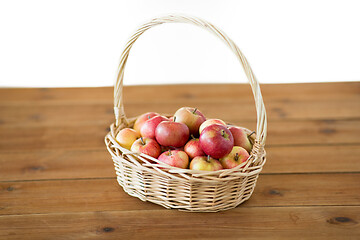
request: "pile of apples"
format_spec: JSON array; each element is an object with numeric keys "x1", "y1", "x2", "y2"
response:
[{"x1": 115, "y1": 107, "x2": 253, "y2": 171}]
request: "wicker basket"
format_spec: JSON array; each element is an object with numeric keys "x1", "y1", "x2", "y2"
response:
[{"x1": 105, "y1": 15, "x2": 267, "y2": 212}]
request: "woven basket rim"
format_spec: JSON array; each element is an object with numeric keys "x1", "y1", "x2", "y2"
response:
[{"x1": 105, "y1": 116, "x2": 266, "y2": 179}]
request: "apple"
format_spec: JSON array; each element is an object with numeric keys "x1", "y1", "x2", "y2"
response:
[
  {"x1": 133, "y1": 112, "x2": 159, "y2": 134},
  {"x1": 140, "y1": 115, "x2": 168, "y2": 139},
  {"x1": 174, "y1": 107, "x2": 206, "y2": 136},
  {"x1": 219, "y1": 146, "x2": 250, "y2": 169},
  {"x1": 115, "y1": 128, "x2": 140, "y2": 150},
  {"x1": 184, "y1": 136, "x2": 205, "y2": 159},
  {"x1": 189, "y1": 155, "x2": 223, "y2": 171},
  {"x1": 158, "y1": 150, "x2": 189, "y2": 169},
  {"x1": 199, "y1": 119, "x2": 226, "y2": 134},
  {"x1": 130, "y1": 137, "x2": 161, "y2": 159},
  {"x1": 228, "y1": 126, "x2": 253, "y2": 153},
  {"x1": 155, "y1": 118, "x2": 190, "y2": 147},
  {"x1": 199, "y1": 124, "x2": 234, "y2": 159}
]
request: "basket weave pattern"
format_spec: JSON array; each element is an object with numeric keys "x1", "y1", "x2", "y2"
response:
[{"x1": 105, "y1": 15, "x2": 267, "y2": 212}]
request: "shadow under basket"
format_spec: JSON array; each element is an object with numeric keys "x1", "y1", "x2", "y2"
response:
[{"x1": 105, "y1": 15, "x2": 267, "y2": 212}]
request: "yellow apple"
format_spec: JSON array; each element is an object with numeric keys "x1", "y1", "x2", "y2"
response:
[
  {"x1": 199, "y1": 119, "x2": 226, "y2": 134},
  {"x1": 115, "y1": 128, "x2": 140, "y2": 150}
]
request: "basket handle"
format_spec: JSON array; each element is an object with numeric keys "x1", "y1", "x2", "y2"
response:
[{"x1": 114, "y1": 14, "x2": 267, "y2": 147}]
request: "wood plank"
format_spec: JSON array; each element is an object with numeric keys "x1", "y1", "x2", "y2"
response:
[
  {"x1": 1, "y1": 119, "x2": 359, "y2": 151},
  {"x1": 248, "y1": 173, "x2": 360, "y2": 207},
  {"x1": 0, "y1": 104, "x2": 114, "y2": 127},
  {"x1": 0, "y1": 87, "x2": 113, "y2": 104},
  {"x1": 124, "y1": 82, "x2": 360, "y2": 103},
  {"x1": 0, "y1": 124, "x2": 109, "y2": 151},
  {"x1": 0, "y1": 206, "x2": 359, "y2": 239},
  {"x1": 263, "y1": 145, "x2": 360, "y2": 174},
  {"x1": 0, "y1": 82, "x2": 359, "y2": 103},
  {"x1": 122, "y1": 99, "x2": 360, "y2": 121},
  {"x1": 1, "y1": 174, "x2": 359, "y2": 215},
  {"x1": 1, "y1": 83, "x2": 359, "y2": 127},
  {"x1": 1, "y1": 98, "x2": 359, "y2": 128},
  {"x1": 264, "y1": 119, "x2": 360, "y2": 146},
  {"x1": 0, "y1": 149, "x2": 114, "y2": 181},
  {"x1": 0, "y1": 145, "x2": 359, "y2": 181}
]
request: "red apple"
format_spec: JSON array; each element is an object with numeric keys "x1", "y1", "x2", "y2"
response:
[
  {"x1": 228, "y1": 126, "x2": 253, "y2": 153},
  {"x1": 184, "y1": 136, "x2": 205, "y2": 159},
  {"x1": 115, "y1": 128, "x2": 140, "y2": 150},
  {"x1": 174, "y1": 107, "x2": 206, "y2": 136},
  {"x1": 130, "y1": 137, "x2": 161, "y2": 159},
  {"x1": 140, "y1": 115, "x2": 168, "y2": 139},
  {"x1": 199, "y1": 124, "x2": 234, "y2": 159},
  {"x1": 158, "y1": 150, "x2": 189, "y2": 169},
  {"x1": 199, "y1": 119, "x2": 226, "y2": 134},
  {"x1": 133, "y1": 112, "x2": 159, "y2": 134},
  {"x1": 155, "y1": 118, "x2": 190, "y2": 147},
  {"x1": 189, "y1": 155, "x2": 223, "y2": 171},
  {"x1": 219, "y1": 146, "x2": 250, "y2": 169}
]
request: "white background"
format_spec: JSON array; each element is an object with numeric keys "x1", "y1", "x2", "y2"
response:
[{"x1": 0, "y1": 0, "x2": 359, "y2": 87}]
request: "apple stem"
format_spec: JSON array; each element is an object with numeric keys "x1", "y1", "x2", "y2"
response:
[
  {"x1": 207, "y1": 155, "x2": 211, "y2": 163},
  {"x1": 248, "y1": 131, "x2": 256, "y2": 140},
  {"x1": 191, "y1": 134, "x2": 196, "y2": 140},
  {"x1": 147, "y1": 115, "x2": 151, "y2": 119},
  {"x1": 221, "y1": 130, "x2": 225, "y2": 137},
  {"x1": 140, "y1": 137, "x2": 145, "y2": 145},
  {"x1": 235, "y1": 153, "x2": 239, "y2": 161},
  {"x1": 193, "y1": 108, "x2": 197, "y2": 114},
  {"x1": 168, "y1": 149, "x2": 172, "y2": 156},
  {"x1": 173, "y1": 116, "x2": 176, "y2": 122}
]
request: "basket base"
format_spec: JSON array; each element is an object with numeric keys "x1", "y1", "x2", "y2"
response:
[{"x1": 116, "y1": 175, "x2": 258, "y2": 212}]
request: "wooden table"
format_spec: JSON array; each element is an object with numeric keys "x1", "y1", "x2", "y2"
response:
[{"x1": 0, "y1": 82, "x2": 359, "y2": 239}]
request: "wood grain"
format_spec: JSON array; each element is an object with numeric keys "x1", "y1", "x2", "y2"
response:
[
  {"x1": 0, "y1": 83, "x2": 359, "y2": 239},
  {"x1": 0, "y1": 82, "x2": 358, "y2": 103},
  {"x1": 1, "y1": 119, "x2": 359, "y2": 151},
  {"x1": 1, "y1": 174, "x2": 359, "y2": 215},
  {"x1": 1, "y1": 98, "x2": 359, "y2": 128},
  {"x1": 263, "y1": 144, "x2": 360, "y2": 173},
  {"x1": 0, "y1": 206, "x2": 359, "y2": 240},
  {"x1": 1, "y1": 83, "x2": 359, "y2": 128},
  {"x1": 0, "y1": 145, "x2": 359, "y2": 181},
  {"x1": 0, "y1": 149, "x2": 114, "y2": 181}
]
